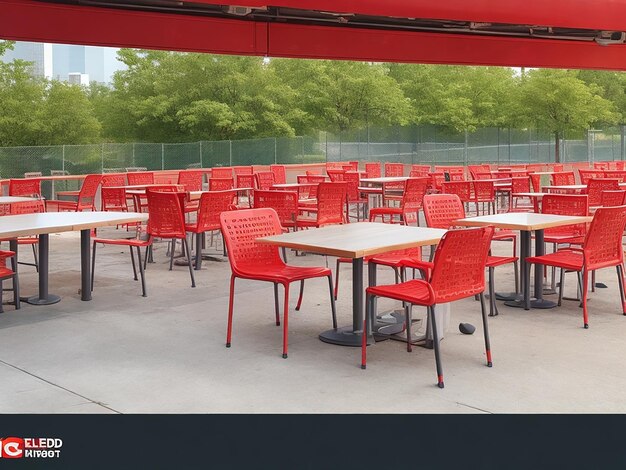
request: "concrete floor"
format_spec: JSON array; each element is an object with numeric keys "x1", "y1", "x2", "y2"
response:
[{"x1": 1, "y1": 227, "x2": 626, "y2": 414}]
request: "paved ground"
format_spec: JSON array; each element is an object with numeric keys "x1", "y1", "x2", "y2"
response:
[{"x1": 1, "y1": 227, "x2": 626, "y2": 414}]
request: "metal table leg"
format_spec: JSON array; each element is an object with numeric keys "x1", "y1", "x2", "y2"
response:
[
  {"x1": 26, "y1": 234, "x2": 61, "y2": 305},
  {"x1": 319, "y1": 257, "x2": 368, "y2": 346},
  {"x1": 80, "y1": 229, "x2": 92, "y2": 301},
  {"x1": 504, "y1": 230, "x2": 531, "y2": 310},
  {"x1": 530, "y1": 229, "x2": 557, "y2": 309}
]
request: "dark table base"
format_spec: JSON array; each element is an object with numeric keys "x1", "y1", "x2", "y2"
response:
[
  {"x1": 319, "y1": 326, "x2": 371, "y2": 347},
  {"x1": 26, "y1": 294, "x2": 61, "y2": 306}
]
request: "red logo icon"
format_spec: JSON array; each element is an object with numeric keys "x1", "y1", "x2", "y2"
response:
[{"x1": 0, "y1": 438, "x2": 24, "y2": 459}]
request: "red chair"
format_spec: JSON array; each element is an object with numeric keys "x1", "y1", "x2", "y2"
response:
[
  {"x1": 220, "y1": 208, "x2": 337, "y2": 358},
  {"x1": 177, "y1": 170, "x2": 204, "y2": 191},
  {"x1": 127, "y1": 171, "x2": 154, "y2": 185},
  {"x1": 593, "y1": 161, "x2": 610, "y2": 171},
  {"x1": 297, "y1": 182, "x2": 347, "y2": 229},
  {"x1": 542, "y1": 194, "x2": 589, "y2": 245},
  {"x1": 185, "y1": 190, "x2": 237, "y2": 269},
  {"x1": 2, "y1": 199, "x2": 46, "y2": 271},
  {"x1": 529, "y1": 173, "x2": 541, "y2": 192},
  {"x1": 365, "y1": 162, "x2": 381, "y2": 178},
  {"x1": 343, "y1": 171, "x2": 368, "y2": 221},
  {"x1": 255, "y1": 171, "x2": 276, "y2": 190},
  {"x1": 411, "y1": 164, "x2": 431, "y2": 176},
  {"x1": 527, "y1": 206, "x2": 626, "y2": 328},
  {"x1": 211, "y1": 167, "x2": 233, "y2": 178},
  {"x1": 236, "y1": 174, "x2": 255, "y2": 189},
  {"x1": 428, "y1": 172, "x2": 446, "y2": 192},
  {"x1": 362, "y1": 226, "x2": 495, "y2": 388},
  {"x1": 296, "y1": 175, "x2": 324, "y2": 208},
  {"x1": 551, "y1": 172, "x2": 576, "y2": 186},
  {"x1": 269, "y1": 164, "x2": 286, "y2": 184},
  {"x1": 587, "y1": 178, "x2": 620, "y2": 206},
  {"x1": 0, "y1": 250, "x2": 19, "y2": 312},
  {"x1": 601, "y1": 190, "x2": 626, "y2": 207},
  {"x1": 509, "y1": 177, "x2": 533, "y2": 212},
  {"x1": 552, "y1": 164, "x2": 564, "y2": 172},
  {"x1": 146, "y1": 190, "x2": 196, "y2": 287},
  {"x1": 46, "y1": 174, "x2": 102, "y2": 212},
  {"x1": 384, "y1": 162, "x2": 404, "y2": 177},
  {"x1": 326, "y1": 169, "x2": 346, "y2": 182},
  {"x1": 233, "y1": 166, "x2": 253, "y2": 176},
  {"x1": 472, "y1": 180, "x2": 496, "y2": 215},
  {"x1": 468, "y1": 164, "x2": 491, "y2": 180},
  {"x1": 578, "y1": 169, "x2": 604, "y2": 185},
  {"x1": 423, "y1": 194, "x2": 518, "y2": 316},
  {"x1": 435, "y1": 166, "x2": 465, "y2": 181},
  {"x1": 254, "y1": 190, "x2": 299, "y2": 231},
  {"x1": 441, "y1": 181, "x2": 472, "y2": 205},
  {"x1": 326, "y1": 161, "x2": 345, "y2": 171},
  {"x1": 209, "y1": 177, "x2": 234, "y2": 191},
  {"x1": 606, "y1": 171, "x2": 626, "y2": 183},
  {"x1": 9, "y1": 178, "x2": 41, "y2": 197},
  {"x1": 102, "y1": 174, "x2": 126, "y2": 187},
  {"x1": 91, "y1": 224, "x2": 152, "y2": 297},
  {"x1": 101, "y1": 187, "x2": 128, "y2": 212},
  {"x1": 369, "y1": 178, "x2": 429, "y2": 225}
]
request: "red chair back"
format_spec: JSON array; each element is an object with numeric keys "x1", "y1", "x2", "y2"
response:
[
  {"x1": 584, "y1": 206, "x2": 626, "y2": 270},
  {"x1": 550, "y1": 172, "x2": 576, "y2": 186},
  {"x1": 209, "y1": 178, "x2": 234, "y2": 191},
  {"x1": 212, "y1": 167, "x2": 233, "y2": 178},
  {"x1": 297, "y1": 175, "x2": 324, "y2": 199},
  {"x1": 429, "y1": 172, "x2": 445, "y2": 191},
  {"x1": 127, "y1": 171, "x2": 154, "y2": 185},
  {"x1": 529, "y1": 173, "x2": 541, "y2": 192},
  {"x1": 384, "y1": 163, "x2": 404, "y2": 177},
  {"x1": 233, "y1": 166, "x2": 253, "y2": 175},
  {"x1": 9, "y1": 178, "x2": 41, "y2": 197},
  {"x1": 345, "y1": 161, "x2": 359, "y2": 171},
  {"x1": 316, "y1": 182, "x2": 347, "y2": 226},
  {"x1": 254, "y1": 190, "x2": 299, "y2": 227},
  {"x1": 601, "y1": 190, "x2": 626, "y2": 207},
  {"x1": 101, "y1": 187, "x2": 128, "y2": 211},
  {"x1": 604, "y1": 170, "x2": 626, "y2": 183},
  {"x1": 410, "y1": 164, "x2": 430, "y2": 178},
  {"x1": 400, "y1": 178, "x2": 429, "y2": 223},
  {"x1": 77, "y1": 174, "x2": 102, "y2": 210},
  {"x1": 578, "y1": 169, "x2": 604, "y2": 184},
  {"x1": 177, "y1": 170, "x2": 203, "y2": 191},
  {"x1": 365, "y1": 162, "x2": 381, "y2": 178},
  {"x1": 255, "y1": 171, "x2": 276, "y2": 190},
  {"x1": 587, "y1": 178, "x2": 620, "y2": 206},
  {"x1": 423, "y1": 194, "x2": 465, "y2": 229},
  {"x1": 102, "y1": 174, "x2": 126, "y2": 187},
  {"x1": 146, "y1": 190, "x2": 187, "y2": 239},
  {"x1": 326, "y1": 169, "x2": 346, "y2": 182},
  {"x1": 429, "y1": 227, "x2": 494, "y2": 303},
  {"x1": 473, "y1": 180, "x2": 495, "y2": 202},
  {"x1": 593, "y1": 161, "x2": 610, "y2": 171},
  {"x1": 196, "y1": 190, "x2": 237, "y2": 232},
  {"x1": 343, "y1": 171, "x2": 363, "y2": 202},
  {"x1": 441, "y1": 181, "x2": 471, "y2": 203},
  {"x1": 236, "y1": 174, "x2": 255, "y2": 189},
  {"x1": 10, "y1": 199, "x2": 45, "y2": 215},
  {"x1": 511, "y1": 176, "x2": 531, "y2": 194},
  {"x1": 541, "y1": 194, "x2": 589, "y2": 239},
  {"x1": 326, "y1": 162, "x2": 345, "y2": 171},
  {"x1": 269, "y1": 165, "x2": 287, "y2": 184},
  {"x1": 220, "y1": 208, "x2": 284, "y2": 276},
  {"x1": 435, "y1": 166, "x2": 465, "y2": 181}
]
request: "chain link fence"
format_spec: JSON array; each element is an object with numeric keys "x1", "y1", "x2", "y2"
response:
[{"x1": 0, "y1": 125, "x2": 624, "y2": 179}]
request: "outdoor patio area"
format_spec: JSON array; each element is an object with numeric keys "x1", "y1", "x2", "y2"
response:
[{"x1": 1, "y1": 228, "x2": 625, "y2": 414}]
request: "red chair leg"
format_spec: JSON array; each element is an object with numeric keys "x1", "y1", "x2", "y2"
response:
[
  {"x1": 282, "y1": 283, "x2": 290, "y2": 358},
  {"x1": 582, "y1": 270, "x2": 589, "y2": 329},
  {"x1": 226, "y1": 275, "x2": 236, "y2": 347},
  {"x1": 295, "y1": 280, "x2": 304, "y2": 311}
]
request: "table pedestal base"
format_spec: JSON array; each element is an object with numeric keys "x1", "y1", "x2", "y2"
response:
[
  {"x1": 319, "y1": 326, "x2": 370, "y2": 347},
  {"x1": 495, "y1": 292, "x2": 518, "y2": 301},
  {"x1": 26, "y1": 294, "x2": 61, "y2": 306}
]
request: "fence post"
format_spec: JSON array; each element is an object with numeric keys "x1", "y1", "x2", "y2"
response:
[
  {"x1": 622, "y1": 125, "x2": 626, "y2": 161},
  {"x1": 132, "y1": 143, "x2": 135, "y2": 166},
  {"x1": 229, "y1": 140, "x2": 232, "y2": 166},
  {"x1": 464, "y1": 129, "x2": 468, "y2": 165},
  {"x1": 274, "y1": 137, "x2": 277, "y2": 164},
  {"x1": 101, "y1": 143, "x2": 104, "y2": 173},
  {"x1": 62, "y1": 145, "x2": 65, "y2": 173},
  {"x1": 199, "y1": 141, "x2": 203, "y2": 167},
  {"x1": 301, "y1": 136, "x2": 304, "y2": 162},
  {"x1": 161, "y1": 143, "x2": 165, "y2": 170}
]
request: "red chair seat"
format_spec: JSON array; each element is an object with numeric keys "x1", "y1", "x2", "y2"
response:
[
  {"x1": 486, "y1": 255, "x2": 518, "y2": 268},
  {"x1": 236, "y1": 265, "x2": 331, "y2": 284},
  {"x1": 55, "y1": 190, "x2": 80, "y2": 197},
  {"x1": 367, "y1": 279, "x2": 434, "y2": 306},
  {"x1": 544, "y1": 234, "x2": 585, "y2": 244},
  {"x1": 92, "y1": 237, "x2": 151, "y2": 248},
  {"x1": 526, "y1": 250, "x2": 583, "y2": 271},
  {"x1": 46, "y1": 200, "x2": 79, "y2": 211},
  {"x1": 184, "y1": 201, "x2": 200, "y2": 213}
]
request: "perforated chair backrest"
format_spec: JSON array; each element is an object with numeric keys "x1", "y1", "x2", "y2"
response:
[
  {"x1": 209, "y1": 178, "x2": 234, "y2": 191},
  {"x1": 601, "y1": 190, "x2": 626, "y2": 207},
  {"x1": 236, "y1": 174, "x2": 256, "y2": 189},
  {"x1": 326, "y1": 169, "x2": 346, "y2": 182},
  {"x1": 127, "y1": 171, "x2": 154, "y2": 185},
  {"x1": 385, "y1": 163, "x2": 404, "y2": 177},
  {"x1": 593, "y1": 162, "x2": 610, "y2": 171},
  {"x1": 10, "y1": 199, "x2": 45, "y2": 215},
  {"x1": 401, "y1": 178, "x2": 429, "y2": 213},
  {"x1": 587, "y1": 178, "x2": 620, "y2": 206},
  {"x1": 101, "y1": 187, "x2": 128, "y2": 211},
  {"x1": 511, "y1": 177, "x2": 531, "y2": 194},
  {"x1": 220, "y1": 208, "x2": 285, "y2": 275},
  {"x1": 551, "y1": 171, "x2": 576, "y2": 186},
  {"x1": 578, "y1": 169, "x2": 604, "y2": 185},
  {"x1": 423, "y1": 194, "x2": 465, "y2": 229},
  {"x1": 196, "y1": 190, "x2": 237, "y2": 232},
  {"x1": 365, "y1": 162, "x2": 381, "y2": 178},
  {"x1": 233, "y1": 166, "x2": 253, "y2": 175},
  {"x1": 269, "y1": 165, "x2": 287, "y2": 184},
  {"x1": 9, "y1": 178, "x2": 41, "y2": 197},
  {"x1": 583, "y1": 206, "x2": 626, "y2": 270},
  {"x1": 146, "y1": 190, "x2": 187, "y2": 239},
  {"x1": 429, "y1": 226, "x2": 494, "y2": 303},
  {"x1": 102, "y1": 174, "x2": 126, "y2": 187},
  {"x1": 605, "y1": 171, "x2": 626, "y2": 183},
  {"x1": 254, "y1": 190, "x2": 299, "y2": 227},
  {"x1": 316, "y1": 182, "x2": 347, "y2": 226},
  {"x1": 177, "y1": 170, "x2": 203, "y2": 191},
  {"x1": 77, "y1": 174, "x2": 102, "y2": 210},
  {"x1": 255, "y1": 171, "x2": 276, "y2": 190},
  {"x1": 209, "y1": 168, "x2": 232, "y2": 179},
  {"x1": 529, "y1": 173, "x2": 541, "y2": 192},
  {"x1": 343, "y1": 171, "x2": 362, "y2": 202},
  {"x1": 473, "y1": 180, "x2": 495, "y2": 202},
  {"x1": 541, "y1": 194, "x2": 589, "y2": 239},
  {"x1": 441, "y1": 181, "x2": 471, "y2": 203}
]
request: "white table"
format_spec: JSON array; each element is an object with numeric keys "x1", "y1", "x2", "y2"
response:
[
  {"x1": 0, "y1": 211, "x2": 148, "y2": 304},
  {"x1": 258, "y1": 222, "x2": 446, "y2": 346}
]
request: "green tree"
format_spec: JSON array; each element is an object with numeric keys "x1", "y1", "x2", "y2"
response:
[
  {"x1": 576, "y1": 70, "x2": 626, "y2": 123},
  {"x1": 518, "y1": 69, "x2": 619, "y2": 162}
]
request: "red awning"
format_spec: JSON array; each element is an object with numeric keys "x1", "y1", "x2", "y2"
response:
[{"x1": 1, "y1": 0, "x2": 626, "y2": 70}]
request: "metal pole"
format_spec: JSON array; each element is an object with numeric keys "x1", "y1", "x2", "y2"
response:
[
  {"x1": 101, "y1": 143, "x2": 104, "y2": 173},
  {"x1": 274, "y1": 137, "x2": 277, "y2": 164},
  {"x1": 199, "y1": 141, "x2": 203, "y2": 167},
  {"x1": 229, "y1": 140, "x2": 233, "y2": 166},
  {"x1": 161, "y1": 143, "x2": 165, "y2": 170}
]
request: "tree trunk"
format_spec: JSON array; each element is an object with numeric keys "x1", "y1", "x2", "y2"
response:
[{"x1": 554, "y1": 131, "x2": 561, "y2": 163}]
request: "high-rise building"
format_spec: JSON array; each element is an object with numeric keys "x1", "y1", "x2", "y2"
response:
[{"x1": 1, "y1": 41, "x2": 53, "y2": 78}]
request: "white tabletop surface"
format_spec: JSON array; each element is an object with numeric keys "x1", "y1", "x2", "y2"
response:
[
  {"x1": 360, "y1": 177, "x2": 410, "y2": 185},
  {"x1": 0, "y1": 196, "x2": 40, "y2": 204},
  {"x1": 0, "y1": 211, "x2": 148, "y2": 238},
  {"x1": 258, "y1": 222, "x2": 446, "y2": 258},
  {"x1": 456, "y1": 212, "x2": 592, "y2": 231}
]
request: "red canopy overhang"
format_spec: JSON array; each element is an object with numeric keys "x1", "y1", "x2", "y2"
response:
[{"x1": 1, "y1": 0, "x2": 626, "y2": 70}]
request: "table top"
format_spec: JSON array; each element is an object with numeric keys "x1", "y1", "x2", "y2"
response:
[
  {"x1": 529, "y1": 171, "x2": 556, "y2": 175},
  {"x1": 257, "y1": 222, "x2": 446, "y2": 258},
  {"x1": 360, "y1": 177, "x2": 410, "y2": 185},
  {"x1": 543, "y1": 184, "x2": 587, "y2": 191},
  {"x1": 0, "y1": 211, "x2": 148, "y2": 238},
  {"x1": 456, "y1": 212, "x2": 593, "y2": 231},
  {"x1": 271, "y1": 183, "x2": 318, "y2": 189},
  {"x1": 513, "y1": 192, "x2": 546, "y2": 198},
  {"x1": 0, "y1": 196, "x2": 40, "y2": 204}
]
